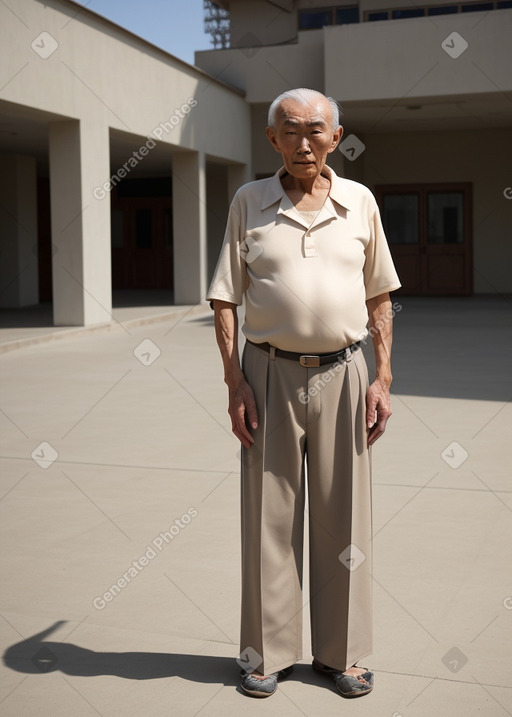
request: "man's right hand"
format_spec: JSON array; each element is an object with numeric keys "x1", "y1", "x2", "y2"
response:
[{"x1": 227, "y1": 377, "x2": 258, "y2": 448}]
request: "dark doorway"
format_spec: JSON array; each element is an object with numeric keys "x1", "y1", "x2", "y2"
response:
[{"x1": 111, "y1": 177, "x2": 173, "y2": 290}]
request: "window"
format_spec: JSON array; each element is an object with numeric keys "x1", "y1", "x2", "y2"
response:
[
  {"x1": 336, "y1": 6, "x2": 360, "y2": 23},
  {"x1": 299, "y1": 9, "x2": 334, "y2": 29},
  {"x1": 392, "y1": 7, "x2": 425, "y2": 17},
  {"x1": 461, "y1": 1, "x2": 493, "y2": 9},
  {"x1": 427, "y1": 193, "x2": 464, "y2": 244},
  {"x1": 428, "y1": 5, "x2": 457, "y2": 14},
  {"x1": 299, "y1": 6, "x2": 359, "y2": 29},
  {"x1": 365, "y1": 0, "x2": 504, "y2": 21},
  {"x1": 382, "y1": 194, "x2": 419, "y2": 245}
]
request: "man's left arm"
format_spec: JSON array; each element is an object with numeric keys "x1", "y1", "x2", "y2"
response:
[{"x1": 366, "y1": 292, "x2": 394, "y2": 447}]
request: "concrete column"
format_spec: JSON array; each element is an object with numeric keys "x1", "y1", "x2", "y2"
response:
[
  {"x1": 172, "y1": 150, "x2": 207, "y2": 304},
  {"x1": 0, "y1": 155, "x2": 38, "y2": 307},
  {"x1": 49, "y1": 119, "x2": 111, "y2": 326}
]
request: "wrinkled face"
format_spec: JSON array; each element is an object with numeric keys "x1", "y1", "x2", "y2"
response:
[{"x1": 266, "y1": 98, "x2": 342, "y2": 179}]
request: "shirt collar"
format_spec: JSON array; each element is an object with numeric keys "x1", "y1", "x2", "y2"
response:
[{"x1": 260, "y1": 164, "x2": 352, "y2": 211}]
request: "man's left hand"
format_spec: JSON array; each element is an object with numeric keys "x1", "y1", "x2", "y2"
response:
[{"x1": 366, "y1": 378, "x2": 392, "y2": 446}]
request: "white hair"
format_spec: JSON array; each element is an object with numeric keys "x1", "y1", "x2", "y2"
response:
[{"x1": 267, "y1": 88, "x2": 341, "y2": 130}]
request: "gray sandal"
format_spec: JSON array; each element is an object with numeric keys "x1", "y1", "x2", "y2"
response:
[
  {"x1": 313, "y1": 658, "x2": 374, "y2": 697},
  {"x1": 240, "y1": 665, "x2": 293, "y2": 698}
]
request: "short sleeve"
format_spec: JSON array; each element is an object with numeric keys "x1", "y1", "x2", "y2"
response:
[
  {"x1": 363, "y1": 199, "x2": 401, "y2": 300},
  {"x1": 206, "y1": 196, "x2": 247, "y2": 307}
]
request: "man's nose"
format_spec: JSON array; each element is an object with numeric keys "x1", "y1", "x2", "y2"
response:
[{"x1": 298, "y1": 136, "x2": 311, "y2": 153}]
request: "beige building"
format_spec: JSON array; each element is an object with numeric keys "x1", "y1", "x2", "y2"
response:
[
  {"x1": 0, "y1": 0, "x2": 510, "y2": 329},
  {"x1": 0, "y1": 0, "x2": 251, "y2": 325},
  {"x1": 198, "y1": 0, "x2": 512, "y2": 296}
]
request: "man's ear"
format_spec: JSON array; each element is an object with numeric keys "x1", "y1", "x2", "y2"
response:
[
  {"x1": 328, "y1": 125, "x2": 343, "y2": 153},
  {"x1": 266, "y1": 126, "x2": 282, "y2": 153}
]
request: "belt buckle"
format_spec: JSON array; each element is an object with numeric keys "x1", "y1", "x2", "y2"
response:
[{"x1": 300, "y1": 355, "x2": 320, "y2": 367}]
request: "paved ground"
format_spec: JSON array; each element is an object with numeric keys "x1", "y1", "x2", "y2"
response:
[{"x1": 0, "y1": 296, "x2": 511, "y2": 716}]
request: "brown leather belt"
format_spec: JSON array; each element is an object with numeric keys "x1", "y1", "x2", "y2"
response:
[{"x1": 246, "y1": 340, "x2": 361, "y2": 368}]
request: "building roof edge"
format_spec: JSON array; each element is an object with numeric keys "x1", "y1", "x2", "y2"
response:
[{"x1": 58, "y1": 0, "x2": 245, "y2": 97}]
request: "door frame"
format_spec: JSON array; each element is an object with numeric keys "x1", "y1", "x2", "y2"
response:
[{"x1": 375, "y1": 182, "x2": 473, "y2": 296}]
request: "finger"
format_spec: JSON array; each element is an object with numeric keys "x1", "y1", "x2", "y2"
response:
[
  {"x1": 365, "y1": 392, "x2": 377, "y2": 428},
  {"x1": 367, "y1": 413, "x2": 390, "y2": 446},
  {"x1": 367, "y1": 423, "x2": 383, "y2": 446},
  {"x1": 366, "y1": 404, "x2": 377, "y2": 429},
  {"x1": 233, "y1": 421, "x2": 254, "y2": 448},
  {"x1": 236, "y1": 431, "x2": 254, "y2": 449},
  {"x1": 235, "y1": 405, "x2": 255, "y2": 447}
]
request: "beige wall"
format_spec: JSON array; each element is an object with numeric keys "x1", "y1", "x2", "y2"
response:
[
  {"x1": 200, "y1": 7, "x2": 512, "y2": 108},
  {"x1": 0, "y1": 0, "x2": 252, "y2": 320},
  {"x1": 351, "y1": 129, "x2": 512, "y2": 295},
  {"x1": 225, "y1": 0, "x2": 496, "y2": 39},
  {"x1": 229, "y1": 0, "x2": 298, "y2": 46},
  {"x1": 0, "y1": 0, "x2": 251, "y2": 165},
  {"x1": 249, "y1": 111, "x2": 512, "y2": 294},
  {"x1": 325, "y1": 10, "x2": 512, "y2": 102},
  {"x1": 196, "y1": 29, "x2": 324, "y2": 102}
]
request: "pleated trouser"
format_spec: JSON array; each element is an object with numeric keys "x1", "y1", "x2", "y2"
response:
[{"x1": 240, "y1": 340, "x2": 373, "y2": 675}]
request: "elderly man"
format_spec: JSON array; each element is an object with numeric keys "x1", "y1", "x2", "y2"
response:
[{"x1": 207, "y1": 88, "x2": 400, "y2": 699}]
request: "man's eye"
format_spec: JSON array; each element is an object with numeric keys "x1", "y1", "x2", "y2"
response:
[{"x1": 286, "y1": 131, "x2": 296, "y2": 135}]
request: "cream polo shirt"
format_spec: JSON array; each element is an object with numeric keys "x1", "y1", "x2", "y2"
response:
[{"x1": 206, "y1": 165, "x2": 401, "y2": 354}]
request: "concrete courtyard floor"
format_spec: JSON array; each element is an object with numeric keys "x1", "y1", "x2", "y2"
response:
[{"x1": 0, "y1": 296, "x2": 511, "y2": 716}]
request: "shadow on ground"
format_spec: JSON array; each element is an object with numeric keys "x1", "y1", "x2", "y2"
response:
[{"x1": 3, "y1": 621, "x2": 330, "y2": 693}]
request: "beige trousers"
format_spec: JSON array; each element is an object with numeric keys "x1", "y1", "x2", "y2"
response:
[{"x1": 240, "y1": 340, "x2": 373, "y2": 675}]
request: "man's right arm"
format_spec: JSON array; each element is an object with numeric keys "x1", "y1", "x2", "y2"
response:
[{"x1": 213, "y1": 300, "x2": 258, "y2": 449}]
